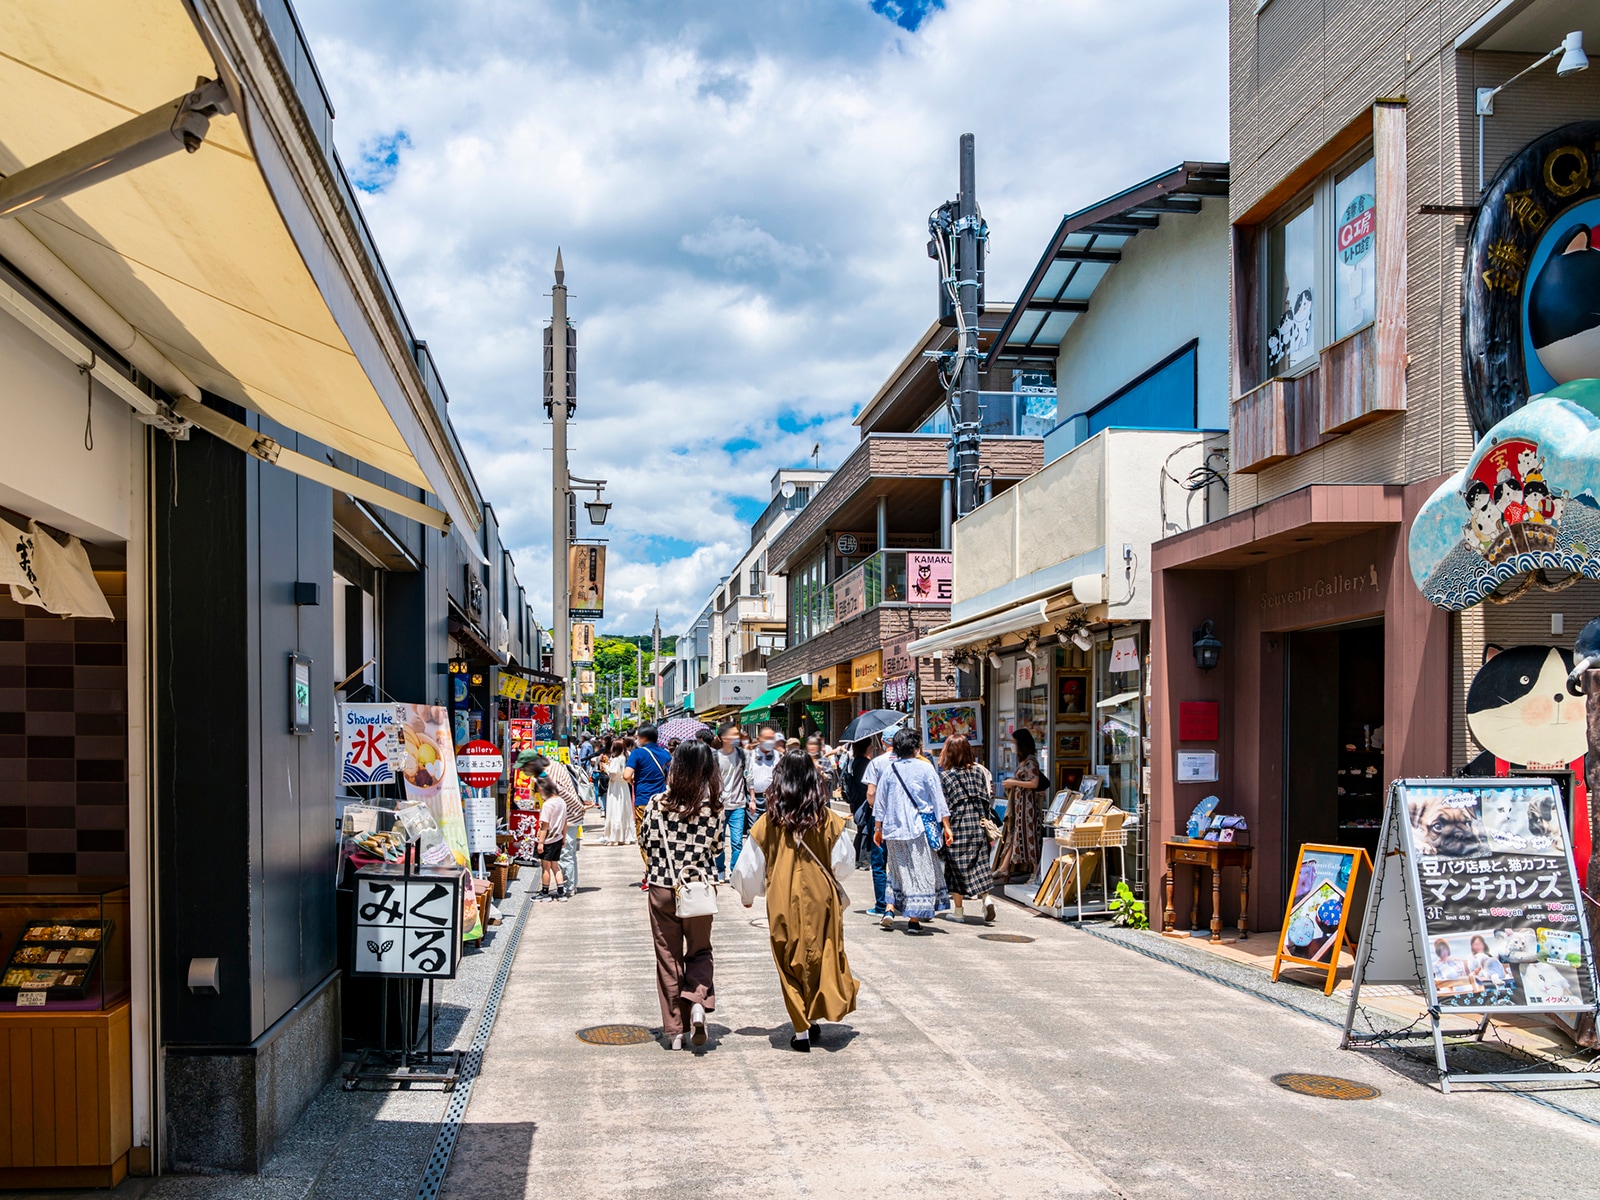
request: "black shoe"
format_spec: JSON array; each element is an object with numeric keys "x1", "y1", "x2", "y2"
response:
[{"x1": 789, "y1": 1033, "x2": 811, "y2": 1052}]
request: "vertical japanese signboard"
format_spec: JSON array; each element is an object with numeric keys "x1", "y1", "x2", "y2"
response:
[
  {"x1": 569, "y1": 545, "x2": 606, "y2": 619},
  {"x1": 352, "y1": 866, "x2": 462, "y2": 978}
]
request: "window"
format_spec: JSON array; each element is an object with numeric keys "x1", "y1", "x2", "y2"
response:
[
  {"x1": 1260, "y1": 148, "x2": 1376, "y2": 378},
  {"x1": 1333, "y1": 158, "x2": 1377, "y2": 340}
]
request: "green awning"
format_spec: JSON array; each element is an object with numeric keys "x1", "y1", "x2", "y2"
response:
[{"x1": 739, "y1": 679, "x2": 803, "y2": 723}]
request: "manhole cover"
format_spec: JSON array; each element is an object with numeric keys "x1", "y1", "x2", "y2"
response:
[
  {"x1": 978, "y1": 933, "x2": 1036, "y2": 943},
  {"x1": 576, "y1": 1024, "x2": 655, "y2": 1046},
  {"x1": 1271, "y1": 1073, "x2": 1380, "y2": 1100}
]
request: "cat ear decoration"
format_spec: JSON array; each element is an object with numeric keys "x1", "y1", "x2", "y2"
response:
[
  {"x1": 1559, "y1": 223, "x2": 1592, "y2": 255},
  {"x1": 1482, "y1": 643, "x2": 1504, "y2": 664}
]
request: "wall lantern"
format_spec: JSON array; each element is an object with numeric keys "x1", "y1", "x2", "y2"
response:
[{"x1": 1192, "y1": 621, "x2": 1222, "y2": 672}]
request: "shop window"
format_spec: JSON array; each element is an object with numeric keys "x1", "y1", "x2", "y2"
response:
[{"x1": 1259, "y1": 148, "x2": 1377, "y2": 380}]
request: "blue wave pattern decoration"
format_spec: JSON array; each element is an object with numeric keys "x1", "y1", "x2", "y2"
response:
[
  {"x1": 343, "y1": 761, "x2": 395, "y2": 786},
  {"x1": 1410, "y1": 381, "x2": 1600, "y2": 611}
]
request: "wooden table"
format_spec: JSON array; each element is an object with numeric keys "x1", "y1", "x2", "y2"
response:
[{"x1": 1162, "y1": 840, "x2": 1252, "y2": 942}]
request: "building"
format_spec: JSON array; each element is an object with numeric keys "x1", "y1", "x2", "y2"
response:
[
  {"x1": 694, "y1": 468, "x2": 830, "y2": 727},
  {"x1": 762, "y1": 311, "x2": 1045, "y2": 740},
  {"x1": 1150, "y1": 0, "x2": 1600, "y2": 932},
  {"x1": 0, "y1": 1, "x2": 545, "y2": 1182},
  {"x1": 909, "y1": 162, "x2": 1231, "y2": 905}
]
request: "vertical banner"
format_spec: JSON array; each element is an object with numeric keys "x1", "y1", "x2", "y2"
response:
[
  {"x1": 906, "y1": 551, "x2": 954, "y2": 605},
  {"x1": 571, "y1": 622, "x2": 595, "y2": 664},
  {"x1": 569, "y1": 545, "x2": 606, "y2": 619},
  {"x1": 400, "y1": 705, "x2": 471, "y2": 867}
]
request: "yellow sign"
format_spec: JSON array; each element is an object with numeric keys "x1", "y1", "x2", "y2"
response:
[
  {"x1": 813, "y1": 664, "x2": 850, "y2": 702},
  {"x1": 850, "y1": 650, "x2": 883, "y2": 692},
  {"x1": 497, "y1": 674, "x2": 528, "y2": 701}
]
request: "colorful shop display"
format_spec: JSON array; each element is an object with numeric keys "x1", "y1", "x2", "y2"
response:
[{"x1": 1272, "y1": 844, "x2": 1371, "y2": 995}]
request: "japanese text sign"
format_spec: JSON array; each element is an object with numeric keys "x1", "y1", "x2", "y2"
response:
[{"x1": 352, "y1": 866, "x2": 461, "y2": 978}]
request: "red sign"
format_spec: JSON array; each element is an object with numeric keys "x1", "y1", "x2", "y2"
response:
[
  {"x1": 456, "y1": 739, "x2": 505, "y2": 788},
  {"x1": 1178, "y1": 701, "x2": 1219, "y2": 742},
  {"x1": 1337, "y1": 206, "x2": 1375, "y2": 254}
]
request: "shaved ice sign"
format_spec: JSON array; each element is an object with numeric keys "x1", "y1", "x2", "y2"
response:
[{"x1": 339, "y1": 703, "x2": 407, "y2": 786}]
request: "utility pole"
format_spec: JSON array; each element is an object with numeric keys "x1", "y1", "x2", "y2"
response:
[
  {"x1": 651, "y1": 610, "x2": 662, "y2": 718},
  {"x1": 929, "y1": 134, "x2": 987, "y2": 520},
  {"x1": 549, "y1": 249, "x2": 571, "y2": 740}
]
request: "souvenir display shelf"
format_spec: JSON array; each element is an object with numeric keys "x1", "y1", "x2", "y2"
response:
[{"x1": 0, "y1": 879, "x2": 129, "y2": 1012}]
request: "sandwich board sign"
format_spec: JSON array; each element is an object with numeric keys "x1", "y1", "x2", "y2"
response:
[
  {"x1": 1272, "y1": 844, "x2": 1373, "y2": 996},
  {"x1": 1340, "y1": 778, "x2": 1600, "y2": 1090}
]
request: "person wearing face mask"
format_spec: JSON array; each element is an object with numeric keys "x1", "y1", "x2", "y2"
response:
[{"x1": 749, "y1": 725, "x2": 782, "y2": 828}]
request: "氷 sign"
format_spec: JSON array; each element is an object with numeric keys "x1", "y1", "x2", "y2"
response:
[{"x1": 339, "y1": 703, "x2": 407, "y2": 786}]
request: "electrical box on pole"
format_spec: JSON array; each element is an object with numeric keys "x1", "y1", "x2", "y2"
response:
[{"x1": 929, "y1": 134, "x2": 988, "y2": 520}]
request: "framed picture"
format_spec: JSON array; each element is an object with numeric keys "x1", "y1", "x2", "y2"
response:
[
  {"x1": 920, "y1": 701, "x2": 982, "y2": 748},
  {"x1": 1057, "y1": 672, "x2": 1089, "y2": 718},
  {"x1": 1056, "y1": 761, "x2": 1088, "y2": 793},
  {"x1": 1055, "y1": 729, "x2": 1087, "y2": 757}
]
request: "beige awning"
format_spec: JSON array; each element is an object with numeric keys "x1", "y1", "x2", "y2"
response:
[{"x1": 0, "y1": 3, "x2": 476, "y2": 531}]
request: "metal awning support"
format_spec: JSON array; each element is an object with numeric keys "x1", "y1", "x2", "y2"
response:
[{"x1": 172, "y1": 399, "x2": 450, "y2": 532}]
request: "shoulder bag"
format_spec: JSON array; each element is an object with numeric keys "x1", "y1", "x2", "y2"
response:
[
  {"x1": 890, "y1": 760, "x2": 945, "y2": 853},
  {"x1": 653, "y1": 801, "x2": 719, "y2": 918},
  {"x1": 975, "y1": 766, "x2": 1004, "y2": 842},
  {"x1": 796, "y1": 825, "x2": 851, "y2": 906}
]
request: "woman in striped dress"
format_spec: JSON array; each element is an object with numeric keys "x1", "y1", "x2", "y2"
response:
[{"x1": 938, "y1": 734, "x2": 997, "y2": 924}]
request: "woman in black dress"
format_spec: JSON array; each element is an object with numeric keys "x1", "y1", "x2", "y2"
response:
[{"x1": 938, "y1": 733, "x2": 996, "y2": 923}]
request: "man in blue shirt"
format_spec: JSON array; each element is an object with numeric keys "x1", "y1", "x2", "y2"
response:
[{"x1": 624, "y1": 724, "x2": 672, "y2": 890}]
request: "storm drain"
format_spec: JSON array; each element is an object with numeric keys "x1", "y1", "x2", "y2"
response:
[
  {"x1": 415, "y1": 886, "x2": 535, "y2": 1200},
  {"x1": 978, "y1": 933, "x2": 1036, "y2": 944},
  {"x1": 577, "y1": 1024, "x2": 657, "y2": 1046},
  {"x1": 1272, "y1": 1072, "x2": 1381, "y2": 1100}
]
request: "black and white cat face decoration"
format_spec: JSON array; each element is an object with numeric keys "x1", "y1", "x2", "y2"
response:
[
  {"x1": 1529, "y1": 223, "x2": 1600, "y2": 386},
  {"x1": 1467, "y1": 645, "x2": 1585, "y2": 767}
]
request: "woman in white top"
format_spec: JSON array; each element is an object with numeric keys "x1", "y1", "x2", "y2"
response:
[{"x1": 603, "y1": 737, "x2": 635, "y2": 845}]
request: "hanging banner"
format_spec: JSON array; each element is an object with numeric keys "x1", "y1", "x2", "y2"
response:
[
  {"x1": 338, "y1": 702, "x2": 407, "y2": 786},
  {"x1": 400, "y1": 705, "x2": 470, "y2": 867},
  {"x1": 906, "y1": 550, "x2": 954, "y2": 606},
  {"x1": 580, "y1": 669, "x2": 596, "y2": 695},
  {"x1": 572, "y1": 622, "x2": 595, "y2": 664},
  {"x1": 569, "y1": 545, "x2": 606, "y2": 619}
]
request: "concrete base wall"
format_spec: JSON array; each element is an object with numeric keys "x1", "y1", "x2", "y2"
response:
[{"x1": 162, "y1": 973, "x2": 341, "y2": 1174}]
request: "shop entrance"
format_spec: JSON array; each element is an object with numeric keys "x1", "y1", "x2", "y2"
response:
[{"x1": 1283, "y1": 620, "x2": 1384, "y2": 898}]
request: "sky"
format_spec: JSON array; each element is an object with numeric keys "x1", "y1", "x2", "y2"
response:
[{"x1": 292, "y1": 0, "x2": 1228, "y2": 636}]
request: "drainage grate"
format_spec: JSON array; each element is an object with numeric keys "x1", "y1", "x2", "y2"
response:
[
  {"x1": 1272, "y1": 1073, "x2": 1381, "y2": 1101},
  {"x1": 414, "y1": 888, "x2": 535, "y2": 1200},
  {"x1": 978, "y1": 933, "x2": 1036, "y2": 943},
  {"x1": 576, "y1": 1024, "x2": 657, "y2": 1046}
]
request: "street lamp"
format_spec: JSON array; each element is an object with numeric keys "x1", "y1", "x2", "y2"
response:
[
  {"x1": 570, "y1": 475, "x2": 610, "y2": 528},
  {"x1": 1475, "y1": 31, "x2": 1588, "y2": 191}
]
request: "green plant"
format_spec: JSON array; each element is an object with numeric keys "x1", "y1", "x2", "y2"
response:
[{"x1": 1109, "y1": 880, "x2": 1148, "y2": 929}]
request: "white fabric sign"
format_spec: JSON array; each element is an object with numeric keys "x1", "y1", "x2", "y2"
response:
[{"x1": 0, "y1": 519, "x2": 112, "y2": 619}]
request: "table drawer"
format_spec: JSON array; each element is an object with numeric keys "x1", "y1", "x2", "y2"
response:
[{"x1": 1171, "y1": 847, "x2": 1213, "y2": 865}]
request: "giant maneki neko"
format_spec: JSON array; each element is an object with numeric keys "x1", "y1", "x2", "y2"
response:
[{"x1": 1408, "y1": 122, "x2": 1600, "y2": 886}]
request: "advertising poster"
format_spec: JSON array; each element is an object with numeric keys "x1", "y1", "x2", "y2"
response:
[
  {"x1": 906, "y1": 551, "x2": 953, "y2": 605},
  {"x1": 569, "y1": 545, "x2": 606, "y2": 619},
  {"x1": 921, "y1": 701, "x2": 982, "y2": 748},
  {"x1": 571, "y1": 622, "x2": 595, "y2": 664},
  {"x1": 1401, "y1": 780, "x2": 1596, "y2": 1011},
  {"x1": 507, "y1": 809, "x2": 540, "y2": 865},
  {"x1": 400, "y1": 704, "x2": 470, "y2": 867},
  {"x1": 1281, "y1": 847, "x2": 1359, "y2": 964},
  {"x1": 338, "y1": 702, "x2": 407, "y2": 786}
]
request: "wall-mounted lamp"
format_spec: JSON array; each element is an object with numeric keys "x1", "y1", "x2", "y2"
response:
[
  {"x1": 988, "y1": 650, "x2": 1002, "y2": 670},
  {"x1": 1192, "y1": 621, "x2": 1222, "y2": 672},
  {"x1": 1475, "y1": 31, "x2": 1588, "y2": 191},
  {"x1": 1024, "y1": 635, "x2": 1039, "y2": 656},
  {"x1": 1071, "y1": 627, "x2": 1094, "y2": 652}
]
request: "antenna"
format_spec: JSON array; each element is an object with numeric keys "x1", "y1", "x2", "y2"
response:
[{"x1": 811, "y1": 443, "x2": 820, "y2": 468}]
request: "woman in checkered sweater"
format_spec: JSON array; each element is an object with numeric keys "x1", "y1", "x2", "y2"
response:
[{"x1": 636, "y1": 739, "x2": 726, "y2": 1051}]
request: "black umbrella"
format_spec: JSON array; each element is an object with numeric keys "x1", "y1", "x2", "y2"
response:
[{"x1": 838, "y1": 709, "x2": 910, "y2": 745}]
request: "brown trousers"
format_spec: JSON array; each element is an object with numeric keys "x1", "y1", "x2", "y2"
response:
[{"x1": 647, "y1": 884, "x2": 715, "y2": 1036}]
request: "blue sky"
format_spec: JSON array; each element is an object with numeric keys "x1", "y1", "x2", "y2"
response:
[{"x1": 293, "y1": 0, "x2": 1227, "y2": 634}]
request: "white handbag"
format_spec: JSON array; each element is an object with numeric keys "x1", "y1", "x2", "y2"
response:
[{"x1": 654, "y1": 805, "x2": 719, "y2": 918}]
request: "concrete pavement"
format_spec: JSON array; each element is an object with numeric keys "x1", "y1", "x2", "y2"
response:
[{"x1": 441, "y1": 825, "x2": 1600, "y2": 1200}]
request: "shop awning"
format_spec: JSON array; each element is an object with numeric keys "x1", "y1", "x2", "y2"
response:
[
  {"x1": 0, "y1": 4, "x2": 480, "y2": 534},
  {"x1": 907, "y1": 598, "x2": 1050, "y2": 658},
  {"x1": 738, "y1": 679, "x2": 804, "y2": 724}
]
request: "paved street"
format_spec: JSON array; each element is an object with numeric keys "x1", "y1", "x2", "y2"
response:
[{"x1": 442, "y1": 820, "x2": 1600, "y2": 1200}]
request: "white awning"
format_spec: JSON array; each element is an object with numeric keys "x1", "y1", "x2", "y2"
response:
[
  {"x1": 906, "y1": 599, "x2": 1049, "y2": 659},
  {"x1": 0, "y1": 3, "x2": 479, "y2": 534}
]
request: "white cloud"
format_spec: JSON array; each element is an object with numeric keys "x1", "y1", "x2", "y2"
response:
[{"x1": 291, "y1": 0, "x2": 1227, "y2": 635}]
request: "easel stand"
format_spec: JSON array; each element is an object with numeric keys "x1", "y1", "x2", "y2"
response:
[
  {"x1": 344, "y1": 844, "x2": 463, "y2": 1090},
  {"x1": 1340, "y1": 779, "x2": 1600, "y2": 1093}
]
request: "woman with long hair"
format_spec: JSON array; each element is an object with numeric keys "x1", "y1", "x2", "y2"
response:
[
  {"x1": 939, "y1": 734, "x2": 997, "y2": 923},
  {"x1": 994, "y1": 728, "x2": 1043, "y2": 882},
  {"x1": 731, "y1": 748, "x2": 859, "y2": 1050},
  {"x1": 602, "y1": 737, "x2": 634, "y2": 845},
  {"x1": 636, "y1": 738, "x2": 725, "y2": 1051}
]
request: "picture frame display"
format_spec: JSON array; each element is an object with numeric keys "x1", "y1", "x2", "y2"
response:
[
  {"x1": 1055, "y1": 729, "x2": 1087, "y2": 757},
  {"x1": 920, "y1": 701, "x2": 982, "y2": 748},
  {"x1": 1057, "y1": 672, "x2": 1088, "y2": 718}
]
